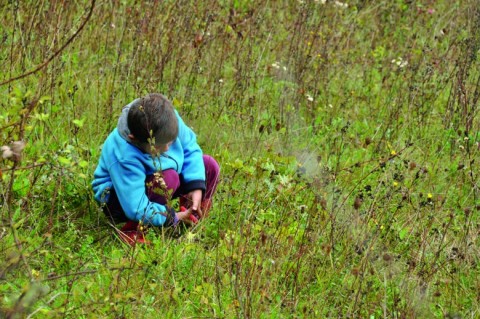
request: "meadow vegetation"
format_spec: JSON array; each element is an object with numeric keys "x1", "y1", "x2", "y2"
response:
[{"x1": 1, "y1": 0, "x2": 479, "y2": 318}]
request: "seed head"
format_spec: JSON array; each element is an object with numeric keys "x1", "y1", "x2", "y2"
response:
[{"x1": 1, "y1": 146, "x2": 13, "y2": 159}]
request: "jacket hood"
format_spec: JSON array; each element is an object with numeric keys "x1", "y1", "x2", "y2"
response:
[{"x1": 117, "y1": 98, "x2": 141, "y2": 143}]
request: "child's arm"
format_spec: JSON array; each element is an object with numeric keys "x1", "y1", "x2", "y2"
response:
[
  {"x1": 175, "y1": 112, "x2": 206, "y2": 195},
  {"x1": 109, "y1": 160, "x2": 176, "y2": 227}
]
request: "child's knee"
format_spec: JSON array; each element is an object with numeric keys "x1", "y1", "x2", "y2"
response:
[
  {"x1": 203, "y1": 155, "x2": 220, "y2": 176},
  {"x1": 161, "y1": 169, "x2": 181, "y2": 191}
]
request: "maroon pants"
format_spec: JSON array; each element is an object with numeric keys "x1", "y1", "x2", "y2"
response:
[{"x1": 103, "y1": 155, "x2": 220, "y2": 224}]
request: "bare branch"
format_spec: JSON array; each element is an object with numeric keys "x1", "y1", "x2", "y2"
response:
[{"x1": 0, "y1": 0, "x2": 96, "y2": 87}]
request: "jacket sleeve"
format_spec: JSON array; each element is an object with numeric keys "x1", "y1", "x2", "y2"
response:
[
  {"x1": 109, "y1": 159, "x2": 177, "y2": 227},
  {"x1": 176, "y1": 113, "x2": 206, "y2": 194}
]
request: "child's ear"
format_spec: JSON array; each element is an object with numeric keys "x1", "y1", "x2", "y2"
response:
[{"x1": 128, "y1": 134, "x2": 136, "y2": 141}]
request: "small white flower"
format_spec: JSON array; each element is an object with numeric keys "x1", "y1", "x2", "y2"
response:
[
  {"x1": 218, "y1": 79, "x2": 224, "y2": 83},
  {"x1": 334, "y1": 1, "x2": 348, "y2": 8},
  {"x1": 392, "y1": 57, "x2": 408, "y2": 68},
  {"x1": 271, "y1": 62, "x2": 280, "y2": 69},
  {"x1": 306, "y1": 94, "x2": 314, "y2": 102}
]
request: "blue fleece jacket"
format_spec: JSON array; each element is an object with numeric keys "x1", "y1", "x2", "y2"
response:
[{"x1": 92, "y1": 100, "x2": 205, "y2": 226}]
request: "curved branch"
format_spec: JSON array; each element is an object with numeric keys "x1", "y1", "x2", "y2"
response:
[{"x1": 0, "y1": 0, "x2": 96, "y2": 87}]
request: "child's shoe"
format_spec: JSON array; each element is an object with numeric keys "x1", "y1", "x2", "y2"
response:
[{"x1": 116, "y1": 221, "x2": 149, "y2": 246}]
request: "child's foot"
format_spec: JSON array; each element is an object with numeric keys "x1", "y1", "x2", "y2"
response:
[{"x1": 116, "y1": 221, "x2": 149, "y2": 246}]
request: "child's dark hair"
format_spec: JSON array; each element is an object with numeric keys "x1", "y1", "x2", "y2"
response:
[{"x1": 127, "y1": 93, "x2": 178, "y2": 145}]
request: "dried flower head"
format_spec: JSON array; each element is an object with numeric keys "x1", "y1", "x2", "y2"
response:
[
  {"x1": 11, "y1": 141, "x2": 25, "y2": 155},
  {"x1": 1, "y1": 146, "x2": 13, "y2": 159},
  {"x1": 1, "y1": 141, "x2": 25, "y2": 161}
]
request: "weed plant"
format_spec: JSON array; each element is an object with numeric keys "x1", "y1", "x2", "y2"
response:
[{"x1": 0, "y1": 0, "x2": 479, "y2": 318}]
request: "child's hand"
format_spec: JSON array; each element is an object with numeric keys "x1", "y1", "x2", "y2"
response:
[
  {"x1": 187, "y1": 189, "x2": 203, "y2": 217},
  {"x1": 176, "y1": 207, "x2": 200, "y2": 225},
  {"x1": 176, "y1": 208, "x2": 195, "y2": 225}
]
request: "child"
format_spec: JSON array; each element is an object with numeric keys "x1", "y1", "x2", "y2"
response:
[{"x1": 92, "y1": 93, "x2": 220, "y2": 245}]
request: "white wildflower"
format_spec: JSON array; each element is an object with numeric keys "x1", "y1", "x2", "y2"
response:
[
  {"x1": 391, "y1": 57, "x2": 408, "y2": 68},
  {"x1": 271, "y1": 62, "x2": 281, "y2": 69},
  {"x1": 306, "y1": 94, "x2": 314, "y2": 102},
  {"x1": 334, "y1": 1, "x2": 348, "y2": 8}
]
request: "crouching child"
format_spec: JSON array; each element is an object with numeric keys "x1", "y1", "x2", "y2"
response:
[{"x1": 92, "y1": 93, "x2": 220, "y2": 245}]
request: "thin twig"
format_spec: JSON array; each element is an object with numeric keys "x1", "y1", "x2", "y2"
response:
[
  {"x1": 40, "y1": 266, "x2": 132, "y2": 282},
  {"x1": 0, "y1": 0, "x2": 96, "y2": 87}
]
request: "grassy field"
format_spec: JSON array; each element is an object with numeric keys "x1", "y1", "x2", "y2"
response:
[{"x1": 1, "y1": 0, "x2": 479, "y2": 318}]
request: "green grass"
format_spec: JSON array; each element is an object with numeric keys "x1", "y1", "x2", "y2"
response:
[{"x1": 1, "y1": 0, "x2": 479, "y2": 318}]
